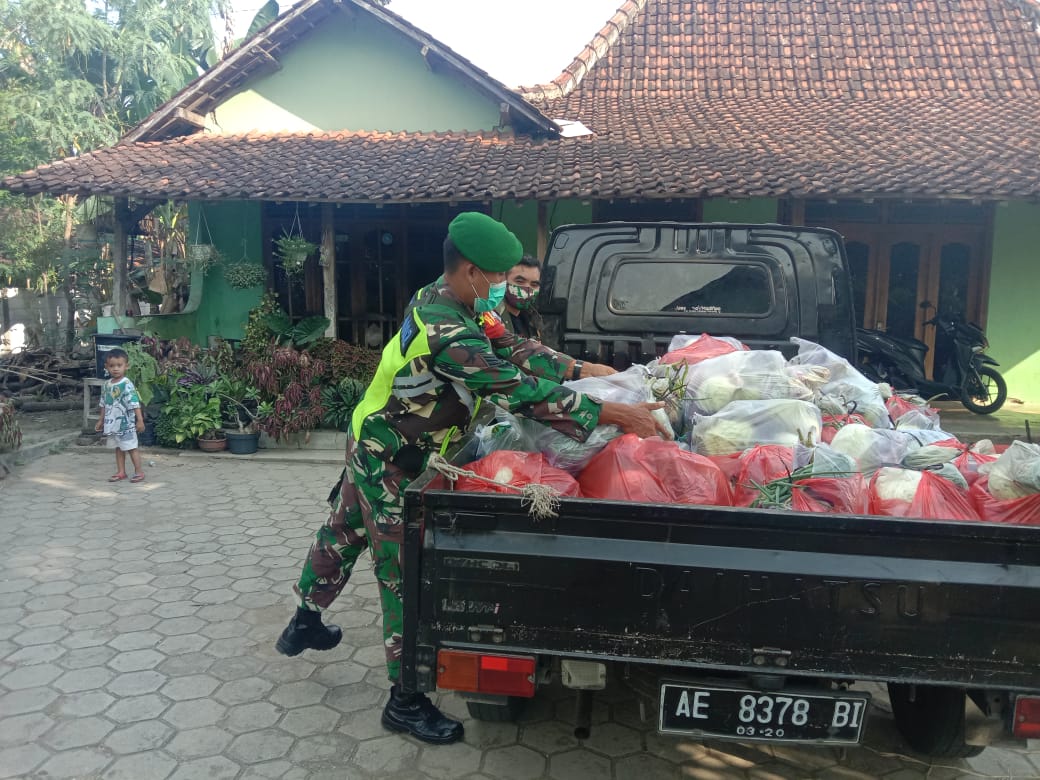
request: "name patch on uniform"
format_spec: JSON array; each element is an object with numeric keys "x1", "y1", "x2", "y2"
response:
[{"x1": 400, "y1": 312, "x2": 419, "y2": 355}]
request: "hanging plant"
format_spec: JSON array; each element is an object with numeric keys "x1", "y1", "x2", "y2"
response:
[
  {"x1": 274, "y1": 233, "x2": 317, "y2": 277},
  {"x1": 186, "y1": 206, "x2": 222, "y2": 273},
  {"x1": 224, "y1": 262, "x2": 267, "y2": 289},
  {"x1": 274, "y1": 206, "x2": 317, "y2": 278}
]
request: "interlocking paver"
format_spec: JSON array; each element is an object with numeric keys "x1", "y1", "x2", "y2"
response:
[
  {"x1": 104, "y1": 719, "x2": 174, "y2": 753},
  {"x1": 2, "y1": 452, "x2": 1036, "y2": 780},
  {"x1": 0, "y1": 743, "x2": 50, "y2": 779}
]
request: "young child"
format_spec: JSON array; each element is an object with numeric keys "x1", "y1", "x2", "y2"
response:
[{"x1": 94, "y1": 348, "x2": 146, "y2": 483}]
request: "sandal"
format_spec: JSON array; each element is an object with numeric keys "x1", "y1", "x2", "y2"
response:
[
  {"x1": 108, "y1": 473, "x2": 127, "y2": 482},
  {"x1": 130, "y1": 473, "x2": 145, "y2": 483}
]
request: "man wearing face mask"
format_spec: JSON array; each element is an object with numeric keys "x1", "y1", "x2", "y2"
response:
[
  {"x1": 499, "y1": 254, "x2": 616, "y2": 379},
  {"x1": 275, "y1": 212, "x2": 668, "y2": 745}
]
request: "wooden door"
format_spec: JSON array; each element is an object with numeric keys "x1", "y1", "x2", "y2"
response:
[{"x1": 837, "y1": 226, "x2": 986, "y2": 378}]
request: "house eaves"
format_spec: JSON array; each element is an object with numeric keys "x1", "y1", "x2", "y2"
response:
[{"x1": 122, "y1": 0, "x2": 561, "y2": 144}]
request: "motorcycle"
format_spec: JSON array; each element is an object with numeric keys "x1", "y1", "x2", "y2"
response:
[{"x1": 856, "y1": 309, "x2": 1007, "y2": 415}]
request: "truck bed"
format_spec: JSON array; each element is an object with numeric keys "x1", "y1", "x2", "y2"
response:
[{"x1": 402, "y1": 479, "x2": 1040, "y2": 694}]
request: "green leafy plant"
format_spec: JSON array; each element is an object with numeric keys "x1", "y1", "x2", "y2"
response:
[
  {"x1": 223, "y1": 262, "x2": 267, "y2": 289},
  {"x1": 162, "y1": 384, "x2": 222, "y2": 444},
  {"x1": 242, "y1": 292, "x2": 282, "y2": 354},
  {"x1": 0, "y1": 400, "x2": 22, "y2": 453},
  {"x1": 262, "y1": 310, "x2": 330, "y2": 348},
  {"x1": 185, "y1": 244, "x2": 222, "y2": 274},
  {"x1": 123, "y1": 341, "x2": 160, "y2": 407},
  {"x1": 321, "y1": 377, "x2": 366, "y2": 432},
  {"x1": 274, "y1": 233, "x2": 317, "y2": 277},
  {"x1": 211, "y1": 376, "x2": 261, "y2": 432}
]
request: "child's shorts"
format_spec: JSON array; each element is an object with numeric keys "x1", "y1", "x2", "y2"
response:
[{"x1": 107, "y1": 430, "x2": 139, "y2": 451}]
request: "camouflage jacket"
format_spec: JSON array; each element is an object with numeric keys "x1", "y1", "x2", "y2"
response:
[
  {"x1": 410, "y1": 279, "x2": 573, "y2": 384},
  {"x1": 350, "y1": 281, "x2": 602, "y2": 475}
]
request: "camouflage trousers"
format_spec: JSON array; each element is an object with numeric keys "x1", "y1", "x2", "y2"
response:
[{"x1": 293, "y1": 437, "x2": 414, "y2": 682}]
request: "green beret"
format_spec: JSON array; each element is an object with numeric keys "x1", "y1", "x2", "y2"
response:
[{"x1": 448, "y1": 212, "x2": 522, "y2": 273}]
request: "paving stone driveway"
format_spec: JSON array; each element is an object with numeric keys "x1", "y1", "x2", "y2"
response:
[{"x1": 1, "y1": 450, "x2": 1038, "y2": 780}]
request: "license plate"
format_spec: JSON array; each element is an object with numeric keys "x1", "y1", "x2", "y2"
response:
[{"x1": 659, "y1": 683, "x2": 870, "y2": 744}]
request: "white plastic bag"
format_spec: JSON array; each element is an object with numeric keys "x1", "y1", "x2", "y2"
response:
[
  {"x1": 980, "y1": 440, "x2": 1040, "y2": 499},
  {"x1": 683, "y1": 350, "x2": 816, "y2": 417},
  {"x1": 690, "y1": 399, "x2": 822, "y2": 456},
  {"x1": 563, "y1": 366, "x2": 649, "y2": 405},
  {"x1": 789, "y1": 338, "x2": 891, "y2": 428},
  {"x1": 829, "y1": 424, "x2": 912, "y2": 474}
]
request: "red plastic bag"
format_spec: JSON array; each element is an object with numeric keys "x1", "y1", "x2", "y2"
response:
[
  {"x1": 733, "y1": 445, "x2": 795, "y2": 506},
  {"x1": 927, "y1": 439, "x2": 998, "y2": 487},
  {"x1": 970, "y1": 478, "x2": 1040, "y2": 524},
  {"x1": 458, "y1": 451, "x2": 581, "y2": 497},
  {"x1": 868, "y1": 468, "x2": 979, "y2": 521},
  {"x1": 885, "y1": 395, "x2": 930, "y2": 421},
  {"x1": 707, "y1": 454, "x2": 742, "y2": 486},
  {"x1": 791, "y1": 475, "x2": 870, "y2": 514},
  {"x1": 821, "y1": 413, "x2": 870, "y2": 444},
  {"x1": 661, "y1": 334, "x2": 748, "y2": 366},
  {"x1": 579, "y1": 434, "x2": 732, "y2": 506}
]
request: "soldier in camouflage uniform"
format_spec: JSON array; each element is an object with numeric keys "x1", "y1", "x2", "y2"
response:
[{"x1": 276, "y1": 212, "x2": 667, "y2": 744}]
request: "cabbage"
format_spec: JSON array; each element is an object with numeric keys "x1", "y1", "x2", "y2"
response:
[{"x1": 874, "y1": 467, "x2": 923, "y2": 503}]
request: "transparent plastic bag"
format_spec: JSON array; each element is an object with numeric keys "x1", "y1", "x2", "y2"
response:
[
  {"x1": 473, "y1": 408, "x2": 620, "y2": 474},
  {"x1": 683, "y1": 350, "x2": 815, "y2": 417},
  {"x1": 690, "y1": 399, "x2": 822, "y2": 456},
  {"x1": 789, "y1": 337, "x2": 891, "y2": 428},
  {"x1": 979, "y1": 440, "x2": 1040, "y2": 500},
  {"x1": 564, "y1": 366, "x2": 650, "y2": 405},
  {"x1": 829, "y1": 424, "x2": 912, "y2": 474}
]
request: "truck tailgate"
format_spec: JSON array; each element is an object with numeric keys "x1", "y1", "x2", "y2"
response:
[{"x1": 407, "y1": 488, "x2": 1040, "y2": 692}]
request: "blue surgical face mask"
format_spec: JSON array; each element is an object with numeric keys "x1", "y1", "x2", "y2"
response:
[{"x1": 472, "y1": 272, "x2": 507, "y2": 314}]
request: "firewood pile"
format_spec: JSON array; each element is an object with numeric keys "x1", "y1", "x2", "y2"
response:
[{"x1": 0, "y1": 349, "x2": 95, "y2": 401}]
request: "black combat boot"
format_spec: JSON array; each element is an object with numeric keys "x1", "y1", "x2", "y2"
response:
[
  {"x1": 381, "y1": 685, "x2": 464, "y2": 744},
  {"x1": 275, "y1": 607, "x2": 342, "y2": 656}
]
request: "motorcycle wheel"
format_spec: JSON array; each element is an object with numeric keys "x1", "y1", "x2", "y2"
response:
[{"x1": 961, "y1": 367, "x2": 1007, "y2": 415}]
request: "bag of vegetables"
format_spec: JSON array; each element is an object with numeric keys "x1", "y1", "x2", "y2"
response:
[
  {"x1": 969, "y1": 477, "x2": 1040, "y2": 524},
  {"x1": 869, "y1": 467, "x2": 980, "y2": 520},
  {"x1": 978, "y1": 441, "x2": 1040, "y2": 500},
  {"x1": 791, "y1": 474, "x2": 870, "y2": 515},
  {"x1": 830, "y1": 424, "x2": 913, "y2": 474},
  {"x1": 457, "y1": 450, "x2": 582, "y2": 497},
  {"x1": 789, "y1": 337, "x2": 891, "y2": 428},
  {"x1": 661, "y1": 333, "x2": 747, "y2": 365},
  {"x1": 564, "y1": 366, "x2": 650, "y2": 405},
  {"x1": 733, "y1": 445, "x2": 796, "y2": 506},
  {"x1": 684, "y1": 350, "x2": 815, "y2": 416},
  {"x1": 690, "y1": 399, "x2": 822, "y2": 456},
  {"x1": 579, "y1": 434, "x2": 732, "y2": 506}
]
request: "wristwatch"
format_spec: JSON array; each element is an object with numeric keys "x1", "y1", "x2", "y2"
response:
[{"x1": 571, "y1": 360, "x2": 584, "y2": 381}]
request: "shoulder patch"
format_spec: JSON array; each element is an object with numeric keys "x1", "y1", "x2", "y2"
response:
[{"x1": 400, "y1": 311, "x2": 419, "y2": 355}]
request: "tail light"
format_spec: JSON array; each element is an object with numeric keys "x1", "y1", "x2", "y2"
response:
[
  {"x1": 437, "y1": 650, "x2": 536, "y2": 698},
  {"x1": 1014, "y1": 696, "x2": 1040, "y2": 739}
]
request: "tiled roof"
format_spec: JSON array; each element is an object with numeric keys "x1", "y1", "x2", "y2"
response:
[
  {"x1": 6, "y1": 96, "x2": 1040, "y2": 201},
  {"x1": 5, "y1": 0, "x2": 1040, "y2": 202}
]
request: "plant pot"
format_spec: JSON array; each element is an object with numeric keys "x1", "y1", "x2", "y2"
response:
[
  {"x1": 138, "y1": 302, "x2": 152, "y2": 315},
  {"x1": 101, "y1": 304, "x2": 114, "y2": 317},
  {"x1": 225, "y1": 430, "x2": 259, "y2": 455},
  {"x1": 188, "y1": 244, "x2": 215, "y2": 262},
  {"x1": 196, "y1": 435, "x2": 227, "y2": 452}
]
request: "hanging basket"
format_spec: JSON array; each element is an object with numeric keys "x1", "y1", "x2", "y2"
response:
[{"x1": 188, "y1": 244, "x2": 215, "y2": 263}]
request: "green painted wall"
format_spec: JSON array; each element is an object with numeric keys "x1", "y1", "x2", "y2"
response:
[
  {"x1": 987, "y1": 202, "x2": 1040, "y2": 402},
  {"x1": 192, "y1": 201, "x2": 265, "y2": 344},
  {"x1": 702, "y1": 198, "x2": 779, "y2": 223},
  {"x1": 214, "y1": 11, "x2": 500, "y2": 134},
  {"x1": 495, "y1": 200, "x2": 595, "y2": 260}
]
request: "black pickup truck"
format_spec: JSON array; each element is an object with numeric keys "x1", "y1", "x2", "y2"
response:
[{"x1": 400, "y1": 223, "x2": 1040, "y2": 758}]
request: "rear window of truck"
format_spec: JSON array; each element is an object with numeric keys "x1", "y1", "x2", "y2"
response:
[{"x1": 608, "y1": 260, "x2": 775, "y2": 317}]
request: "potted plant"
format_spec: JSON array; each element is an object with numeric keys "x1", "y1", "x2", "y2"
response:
[
  {"x1": 162, "y1": 384, "x2": 224, "y2": 450},
  {"x1": 212, "y1": 376, "x2": 263, "y2": 454},
  {"x1": 274, "y1": 232, "x2": 317, "y2": 278}
]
